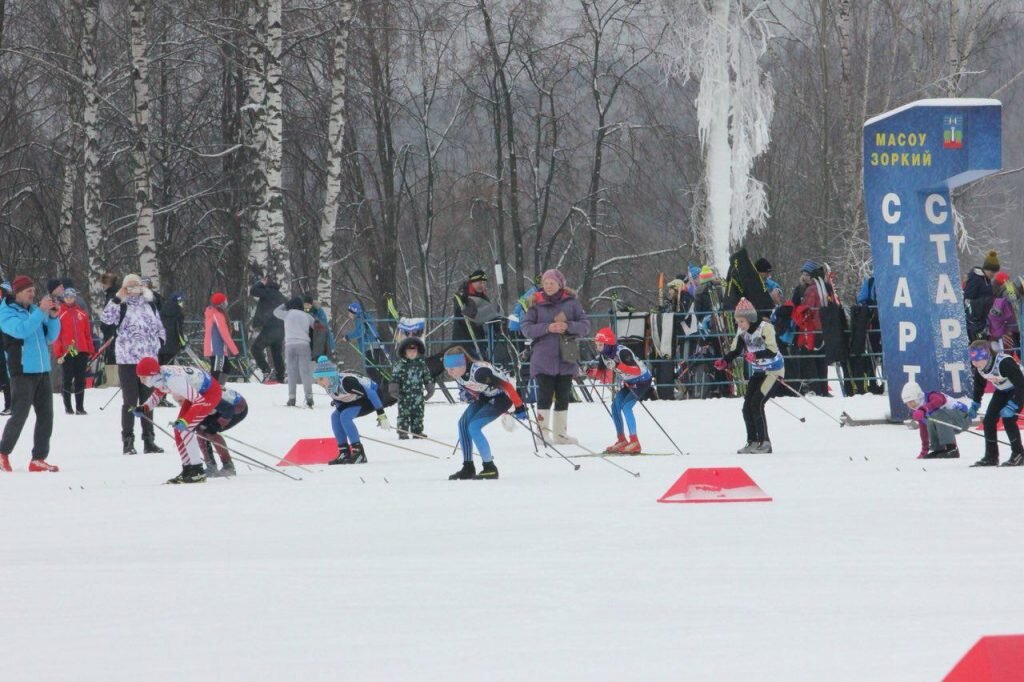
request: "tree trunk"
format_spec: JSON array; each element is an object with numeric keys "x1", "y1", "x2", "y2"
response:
[
  {"x1": 317, "y1": 1, "x2": 355, "y2": 322},
  {"x1": 81, "y1": 0, "x2": 104, "y2": 313},
  {"x1": 261, "y1": 0, "x2": 288, "y2": 285},
  {"x1": 245, "y1": 0, "x2": 271, "y2": 280},
  {"x1": 130, "y1": 0, "x2": 158, "y2": 287},
  {"x1": 702, "y1": 0, "x2": 731, "y2": 275}
]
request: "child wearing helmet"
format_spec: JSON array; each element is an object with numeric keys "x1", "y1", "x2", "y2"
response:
[
  {"x1": 967, "y1": 339, "x2": 1024, "y2": 466},
  {"x1": 714, "y1": 298, "x2": 784, "y2": 454},
  {"x1": 900, "y1": 381, "x2": 969, "y2": 459},
  {"x1": 593, "y1": 327, "x2": 652, "y2": 454}
]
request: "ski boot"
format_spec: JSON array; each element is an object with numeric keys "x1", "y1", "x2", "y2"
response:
[
  {"x1": 219, "y1": 458, "x2": 237, "y2": 477},
  {"x1": 925, "y1": 444, "x2": 959, "y2": 459},
  {"x1": 737, "y1": 442, "x2": 758, "y2": 454},
  {"x1": 971, "y1": 455, "x2": 999, "y2": 467},
  {"x1": 204, "y1": 453, "x2": 219, "y2": 478},
  {"x1": 604, "y1": 435, "x2": 628, "y2": 453},
  {"x1": 167, "y1": 464, "x2": 206, "y2": 484},
  {"x1": 0, "y1": 453, "x2": 11, "y2": 472},
  {"x1": 754, "y1": 440, "x2": 773, "y2": 454},
  {"x1": 123, "y1": 436, "x2": 137, "y2": 455},
  {"x1": 349, "y1": 442, "x2": 367, "y2": 464},
  {"x1": 475, "y1": 461, "x2": 499, "y2": 480},
  {"x1": 76, "y1": 408, "x2": 88, "y2": 416},
  {"x1": 620, "y1": 436, "x2": 642, "y2": 455},
  {"x1": 449, "y1": 461, "x2": 476, "y2": 480},
  {"x1": 1001, "y1": 451, "x2": 1024, "y2": 467},
  {"x1": 143, "y1": 439, "x2": 164, "y2": 454},
  {"x1": 28, "y1": 459, "x2": 60, "y2": 472},
  {"x1": 327, "y1": 444, "x2": 352, "y2": 465}
]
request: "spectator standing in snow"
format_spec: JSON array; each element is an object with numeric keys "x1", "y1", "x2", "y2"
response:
[
  {"x1": 250, "y1": 275, "x2": 287, "y2": 382},
  {"x1": 964, "y1": 251, "x2": 998, "y2": 341},
  {"x1": 100, "y1": 273, "x2": 166, "y2": 455},
  {"x1": 274, "y1": 296, "x2": 315, "y2": 407},
  {"x1": 98, "y1": 272, "x2": 120, "y2": 387},
  {"x1": 204, "y1": 292, "x2": 239, "y2": 380},
  {"x1": 0, "y1": 276, "x2": 61, "y2": 472},
  {"x1": 519, "y1": 269, "x2": 590, "y2": 444},
  {"x1": 988, "y1": 271, "x2": 1019, "y2": 354},
  {"x1": 54, "y1": 288, "x2": 95, "y2": 415},
  {"x1": 305, "y1": 295, "x2": 335, "y2": 359},
  {"x1": 158, "y1": 293, "x2": 187, "y2": 365},
  {"x1": 0, "y1": 280, "x2": 12, "y2": 415},
  {"x1": 451, "y1": 270, "x2": 490, "y2": 352}
]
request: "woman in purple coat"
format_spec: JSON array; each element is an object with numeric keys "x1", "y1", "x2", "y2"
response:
[{"x1": 520, "y1": 269, "x2": 591, "y2": 443}]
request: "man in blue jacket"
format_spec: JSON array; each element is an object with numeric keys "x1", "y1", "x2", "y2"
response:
[{"x1": 0, "y1": 276, "x2": 61, "y2": 472}]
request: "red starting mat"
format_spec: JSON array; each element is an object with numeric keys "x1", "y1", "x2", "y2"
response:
[
  {"x1": 944, "y1": 635, "x2": 1024, "y2": 681},
  {"x1": 278, "y1": 438, "x2": 337, "y2": 466},
  {"x1": 657, "y1": 467, "x2": 772, "y2": 504}
]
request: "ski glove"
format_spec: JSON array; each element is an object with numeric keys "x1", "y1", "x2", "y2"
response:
[
  {"x1": 912, "y1": 409, "x2": 926, "y2": 423},
  {"x1": 513, "y1": 405, "x2": 529, "y2": 421},
  {"x1": 172, "y1": 419, "x2": 189, "y2": 433},
  {"x1": 376, "y1": 414, "x2": 391, "y2": 430},
  {"x1": 744, "y1": 351, "x2": 757, "y2": 364},
  {"x1": 713, "y1": 359, "x2": 728, "y2": 371},
  {"x1": 1000, "y1": 400, "x2": 1020, "y2": 419},
  {"x1": 968, "y1": 401, "x2": 981, "y2": 420},
  {"x1": 601, "y1": 356, "x2": 617, "y2": 370},
  {"x1": 132, "y1": 406, "x2": 148, "y2": 419}
]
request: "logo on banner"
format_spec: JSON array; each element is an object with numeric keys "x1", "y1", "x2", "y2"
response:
[{"x1": 943, "y1": 115, "x2": 964, "y2": 149}]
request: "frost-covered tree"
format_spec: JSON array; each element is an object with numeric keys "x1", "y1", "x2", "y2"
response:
[
  {"x1": 662, "y1": 0, "x2": 774, "y2": 275},
  {"x1": 130, "y1": 0, "x2": 159, "y2": 287}
]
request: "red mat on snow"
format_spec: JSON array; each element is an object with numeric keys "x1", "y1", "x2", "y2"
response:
[
  {"x1": 657, "y1": 467, "x2": 772, "y2": 504},
  {"x1": 944, "y1": 635, "x2": 1024, "y2": 681},
  {"x1": 278, "y1": 438, "x2": 337, "y2": 466}
]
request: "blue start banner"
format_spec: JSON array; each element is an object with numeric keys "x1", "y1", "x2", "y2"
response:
[{"x1": 863, "y1": 98, "x2": 1002, "y2": 419}]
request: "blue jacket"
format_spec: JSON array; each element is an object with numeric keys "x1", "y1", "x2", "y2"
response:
[
  {"x1": 345, "y1": 311, "x2": 381, "y2": 354},
  {"x1": 0, "y1": 299, "x2": 61, "y2": 374}
]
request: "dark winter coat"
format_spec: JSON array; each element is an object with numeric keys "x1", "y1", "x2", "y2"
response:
[
  {"x1": 963, "y1": 268, "x2": 993, "y2": 340},
  {"x1": 250, "y1": 280, "x2": 287, "y2": 331},
  {"x1": 100, "y1": 284, "x2": 119, "y2": 362},
  {"x1": 520, "y1": 288, "x2": 590, "y2": 377},
  {"x1": 159, "y1": 299, "x2": 186, "y2": 357},
  {"x1": 451, "y1": 282, "x2": 489, "y2": 346}
]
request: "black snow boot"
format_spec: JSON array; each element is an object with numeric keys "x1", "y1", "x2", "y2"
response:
[
  {"x1": 1001, "y1": 451, "x2": 1024, "y2": 467},
  {"x1": 349, "y1": 442, "x2": 367, "y2": 464},
  {"x1": 328, "y1": 444, "x2": 352, "y2": 465},
  {"x1": 123, "y1": 436, "x2": 137, "y2": 455},
  {"x1": 925, "y1": 443, "x2": 959, "y2": 459},
  {"x1": 971, "y1": 455, "x2": 999, "y2": 467},
  {"x1": 143, "y1": 439, "x2": 164, "y2": 454},
  {"x1": 475, "y1": 461, "x2": 499, "y2": 480},
  {"x1": 399, "y1": 432, "x2": 409, "y2": 440},
  {"x1": 449, "y1": 461, "x2": 476, "y2": 480}
]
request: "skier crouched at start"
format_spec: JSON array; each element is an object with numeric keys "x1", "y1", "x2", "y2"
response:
[
  {"x1": 196, "y1": 388, "x2": 248, "y2": 477},
  {"x1": 900, "y1": 381, "x2": 967, "y2": 460},
  {"x1": 714, "y1": 298, "x2": 784, "y2": 454},
  {"x1": 444, "y1": 346, "x2": 527, "y2": 480},
  {"x1": 967, "y1": 340, "x2": 1024, "y2": 467},
  {"x1": 593, "y1": 328, "x2": 652, "y2": 454},
  {"x1": 312, "y1": 356, "x2": 392, "y2": 465},
  {"x1": 134, "y1": 356, "x2": 222, "y2": 484}
]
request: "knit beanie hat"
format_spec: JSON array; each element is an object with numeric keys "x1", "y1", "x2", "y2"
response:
[
  {"x1": 312, "y1": 355, "x2": 338, "y2": 378},
  {"x1": 210, "y1": 292, "x2": 227, "y2": 307},
  {"x1": 11, "y1": 275, "x2": 34, "y2": 294},
  {"x1": 468, "y1": 269, "x2": 488, "y2": 283},
  {"x1": 900, "y1": 381, "x2": 924, "y2": 405},
  {"x1": 734, "y1": 297, "x2": 758, "y2": 323},
  {"x1": 347, "y1": 301, "x2": 363, "y2": 315},
  {"x1": 994, "y1": 271, "x2": 1010, "y2": 286},
  {"x1": 47, "y1": 278, "x2": 64, "y2": 294},
  {"x1": 755, "y1": 258, "x2": 772, "y2": 274},
  {"x1": 698, "y1": 265, "x2": 715, "y2": 283},
  {"x1": 541, "y1": 269, "x2": 566, "y2": 290},
  {"x1": 594, "y1": 327, "x2": 616, "y2": 345},
  {"x1": 688, "y1": 265, "x2": 701, "y2": 281},
  {"x1": 983, "y1": 250, "x2": 1000, "y2": 272},
  {"x1": 801, "y1": 260, "x2": 820, "y2": 274}
]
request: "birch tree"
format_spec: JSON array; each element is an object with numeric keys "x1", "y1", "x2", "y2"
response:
[
  {"x1": 317, "y1": 0, "x2": 355, "y2": 321},
  {"x1": 261, "y1": 0, "x2": 288, "y2": 284},
  {"x1": 81, "y1": 0, "x2": 105, "y2": 311},
  {"x1": 130, "y1": 0, "x2": 158, "y2": 287}
]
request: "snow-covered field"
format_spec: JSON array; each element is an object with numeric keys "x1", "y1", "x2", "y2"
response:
[{"x1": 1, "y1": 383, "x2": 1021, "y2": 681}]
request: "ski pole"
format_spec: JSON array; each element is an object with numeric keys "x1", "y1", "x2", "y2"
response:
[
  {"x1": 99, "y1": 387, "x2": 122, "y2": 411},
  {"x1": 525, "y1": 406, "x2": 546, "y2": 458},
  {"x1": 769, "y1": 397, "x2": 806, "y2": 423},
  {"x1": 386, "y1": 425, "x2": 458, "y2": 450},
  {"x1": 140, "y1": 414, "x2": 301, "y2": 480},
  {"x1": 777, "y1": 379, "x2": 845, "y2": 426},
  {"x1": 628, "y1": 387, "x2": 689, "y2": 456},
  {"x1": 562, "y1": 439, "x2": 640, "y2": 477},
  {"x1": 929, "y1": 415, "x2": 1015, "y2": 448},
  {"x1": 357, "y1": 433, "x2": 440, "y2": 459},
  {"x1": 509, "y1": 415, "x2": 580, "y2": 470},
  {"x1": 214, "y1": 429, "x2": 317, "y2": 474}
]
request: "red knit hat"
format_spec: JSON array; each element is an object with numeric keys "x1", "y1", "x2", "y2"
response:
[
  {"x1": 210, "y1": 292, "x2": 227, "y2": 306},
  {"x1": 994, "y1": 271, "x2": 1010, "y2": 286},
  {"x1": 734, "y1": 297, "x2": 758, "y2": 323},
  {"x1": 11, "y1": 275, "x2": 33, "y2": 294},
  {"x1": 136, "y1": 356, "x2": 161, "y2": 377},
  {"x1": 594, "y1": 327, "x2": 616, "y2": 345}
]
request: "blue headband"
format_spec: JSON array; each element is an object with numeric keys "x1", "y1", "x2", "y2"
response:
[
  {"x1": 443, "y1": 354, "x2": 467, "y2": 369},
  {"x1": 968, "y1": 346, "x2": 991, "y2": 362}
]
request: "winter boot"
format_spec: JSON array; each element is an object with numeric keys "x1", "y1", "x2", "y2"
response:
[
  {"x1": 123, "y1": 436, "x2": 138, "y2": 456},
  {"x1": 143, "y1": 439, "x2": 164, "y2": 454},
  {"x1": 449, "y1": 461, "x2": 476, "y2": 480},
  {"x1": 0, "y1": 453, "x2": 11, "y2": 472},
  {"x1": 620, "y1": 436, "x2": 642, "y2": 455},
  {"x1": 28, "y1": 459, "x2": 60, "y2": 472},
  {"x1": 399, "y1": 432, "x2": 409, "y2": 440},
  {"x1": 971, "y1": 455, "x2": 999, "y2": 467},
  {"x1": 1001, "y1": 451, "x2": 1024, "y2": 467},
  {"x1": 286, "y1": 398, "x2": 296, "y2": 407},
  {"x1": 219, "y1": 457, "x2": 236, "y2": 477},
  {"x1": 551, "y1": 411, "x2": 575, "y2": 444},
  {"x1": 754, "y1": 440, "x2": 773, "y2": 454},
  {"x1": 306, "y1": 398, "x2": 314, "y2": 409},
  {"x1": 76, "y1": 408, "x2": 88, "y2": 416},
  {"x1": 349, "y1": 442, "x2": 367, "y2": 464},
  {"x1": 327, "y1": 444, "x2": 352, "y2": 465},
  {"x1": 604, "y1": 434, "x2": 628, "y2": 453},
  {"x1": 737, "y1": 442, "x2": 758, "y2": 454},
  {"x1": 167, "y1": 464, "x2": 206, "y2": 484},
  {"x1": 475, "y1": 461, "x2": 499, "y2": 480},
  {"x1": 925, "y1": 443, "x2": 959, "y2": 459}
]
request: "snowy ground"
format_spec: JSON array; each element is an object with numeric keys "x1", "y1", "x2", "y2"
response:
[{"x1": 1, "y1": 383, "x2": 1021, "y2": 681}]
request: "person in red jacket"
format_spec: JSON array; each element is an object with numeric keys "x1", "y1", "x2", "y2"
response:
[
  {"x1": 203, "y1": 292, "x2": 239, "y2": 380},
  {"x1": 54, "y1": 288, "x2": 96, "y2": 415}
]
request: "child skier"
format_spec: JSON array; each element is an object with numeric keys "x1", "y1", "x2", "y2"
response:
[
  {"x1": 196, "y1": 387, "x2": 248, "y2": 477},
  {"x1": 134, "y1": 356, "x2": 222, "y2": 484},
  {"x1": 593, "y1": 328, "x2": 652, "y2": 454},
  {"x1": 203, "y1": 292, "x2": 239, "y2": 380},
  {"x1": 900, "y1": 381, "x2": 967, "y2": 460},
  {"x1": 967, "y1": 339, "x2": 1024, "y2": 467},
  {"x1": 393, "y1": 336, "x2": 430, "y2": 439},
  {"x1": 443, "y1": 346, "x2": 527, "y2": 480},
  {"x1": 714, "y1": 298, "x2": 785, "y2": 453},
  {"x1": 312, "y1": 356, "x2": 391, "y2": 465},
  {"x1": 54, "y1": 287, "x2": 96, "y2": 415}
]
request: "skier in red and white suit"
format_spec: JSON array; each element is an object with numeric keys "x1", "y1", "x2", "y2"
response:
[{"x1": 135, "y1": 356, "x2": 222, "y2": 484}]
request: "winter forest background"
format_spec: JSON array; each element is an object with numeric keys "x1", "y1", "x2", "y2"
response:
[{"x1": 1, "y1": 0, "x2": 1022, "y2": 326}]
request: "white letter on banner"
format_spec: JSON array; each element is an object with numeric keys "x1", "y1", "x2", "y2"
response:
[
  {"x1": 904, "y1": 365, "x2": 921, "y2": 385},
  {"x1": 940, "y1": 318, "x2": 961, "y2": 348},
  {"x1": 925, "y1": 194, "x2": 948, "y2": 225},
  {"x1": 899, "y1": 322, "x2": 917, "y2": 351},
  {"x1": 930, "y1": 234, "x2": 951, "y2": 264},
  {"x1": 935, "y1": 274, "x2": 958, "y2": 304},
  {"x1": 944, "y1": 362, "x2": 965, "y2": 394},
  {"x1": 883, "y1": 193, "x2": 901, "y2": 224},
  {"x1": 893, "y1": 277, "x2": 913, "y2": 307},
  {"x1": 888, "y1": 235, "x2": 906, "y2": 266}
]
